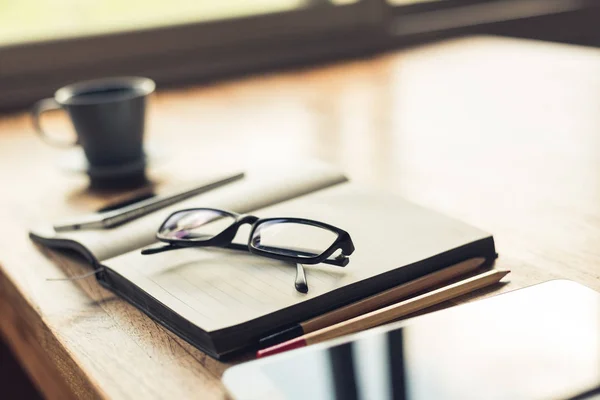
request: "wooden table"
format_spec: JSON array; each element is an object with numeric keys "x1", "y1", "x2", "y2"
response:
[{"x1": 1, "y1": 35, "x2": 600, "y2": 399}]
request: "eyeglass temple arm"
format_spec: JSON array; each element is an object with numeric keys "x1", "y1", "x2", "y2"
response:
[
  {"x1": 141, "y1": 242, "x2": 240, "y2": 255},
  {"x1": 141, "y1": 243, "x2": 179, "y2": 255},
  {"x1": 141, "y1": 242, "x2": 272, "y2": 256}
]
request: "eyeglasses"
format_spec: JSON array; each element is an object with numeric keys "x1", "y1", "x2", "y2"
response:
[{"x1": 141, "y1": 208, "x2": 355, "y2": 292}]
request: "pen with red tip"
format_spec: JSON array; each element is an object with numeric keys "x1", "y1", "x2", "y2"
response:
[
  {"x1": 258, "y1": 257, "x2": 486, "y2": 350},
  {"x1": 257, "y1": 269, "x2": 509, "y2": 358}
]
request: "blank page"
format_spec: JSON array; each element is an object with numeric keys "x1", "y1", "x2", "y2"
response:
[{"x1": 104, "y1": 183, "x2": 491, "y2": 332}]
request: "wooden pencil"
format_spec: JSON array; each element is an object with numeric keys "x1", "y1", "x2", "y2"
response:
[
  {"x1": 257, "y1": 269, "x2": 509, "y2": 358},
  {"x1": 259, "y1": 257, "x2": 487, "y2": 348}
]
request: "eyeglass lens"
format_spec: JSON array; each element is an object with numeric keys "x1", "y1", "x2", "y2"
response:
[
  {"x1": 159, "y1": 209, "x2": 235, "y2": 240},
  {"x1": 250, "y1": 219, "x2": 338, "y2": 259}
]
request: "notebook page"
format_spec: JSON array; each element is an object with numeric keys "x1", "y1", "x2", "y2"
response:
[
  {"x1": 103, "y1": 183, "x2": 491, "y2": 333},
  {"x1": 30, "y1": 162, "x2": 347, "y2": 262}
]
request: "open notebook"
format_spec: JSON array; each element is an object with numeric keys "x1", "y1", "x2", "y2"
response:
[{"x1": 30, "y1": 162, "x2": 496, "y2": 359}]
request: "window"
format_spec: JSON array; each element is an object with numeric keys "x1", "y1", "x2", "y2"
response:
[
  {"x1": 0, "y1": 0, "x2": 597, "y2": 110},
  {"x1": 0, "y1": 1, "x2": 320, "y2": 46}
]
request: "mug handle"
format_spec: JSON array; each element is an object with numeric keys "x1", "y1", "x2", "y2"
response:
[{"x1": 31, "y1": 98, "x2": 78, "y2": 147}]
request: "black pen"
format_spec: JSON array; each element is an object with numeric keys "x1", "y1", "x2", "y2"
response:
[{"x1": 53, "y1": 172, "x2": 244, "y2": 232}]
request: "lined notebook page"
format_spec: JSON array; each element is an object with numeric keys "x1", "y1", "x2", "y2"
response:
[
  {"x1": 103, "y1": 183, "x2": 491, "y2": 333},
  {"x1": 30, "y1": 162, "x2": 347, "y2": 262}
]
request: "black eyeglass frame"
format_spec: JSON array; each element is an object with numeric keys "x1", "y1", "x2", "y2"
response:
[{"x1": 144, "y1": 208, "x2": 355, "y2": 267}]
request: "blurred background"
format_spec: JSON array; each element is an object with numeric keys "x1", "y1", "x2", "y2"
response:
[
  {"x1": 1, "y1": 0, "x2": 600, "y2": 111},
  {"x1": 1, "y1": 0, "x2": 600, "y2": 398}
]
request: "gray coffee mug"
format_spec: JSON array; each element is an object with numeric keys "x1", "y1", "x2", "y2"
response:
[{"x1": 32, "y1": 77, "x2": 155, "y2": 168}]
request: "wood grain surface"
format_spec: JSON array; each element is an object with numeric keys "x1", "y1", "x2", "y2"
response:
[{"x1": 1, "y1": 35, "x2": 600, "y2": 398}]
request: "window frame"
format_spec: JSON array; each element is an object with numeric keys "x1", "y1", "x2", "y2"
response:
[
  {"x1": 0, "y1": 1, "x2": 382, "y2": 110},
  {"x1": 1, "y1": 0, "x2": 599, "y2": 111}
]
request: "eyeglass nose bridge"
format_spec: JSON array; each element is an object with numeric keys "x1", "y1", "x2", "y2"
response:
[
  {"x1": 216, "y1": 214, "x2": 259, "y2": 243},
  {"x1": 237, "y1": 214, "x2": 259, "y2": 225}
]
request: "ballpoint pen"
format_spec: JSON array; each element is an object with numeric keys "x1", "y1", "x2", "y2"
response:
[{"x1": 53, "y1": 171, "x2": 244, "y2": 232}]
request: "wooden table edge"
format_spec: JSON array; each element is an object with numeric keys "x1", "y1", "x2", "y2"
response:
[{"x1": 0, "y1": 265, "x2": 105, "y2": 399}]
